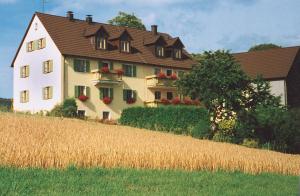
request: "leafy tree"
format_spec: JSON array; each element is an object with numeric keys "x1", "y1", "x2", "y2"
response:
[
  {"x1": 248, "y1": 43, "x2": 281, "y2": 52},
  {"x1": 108, "y1": 11, "x2": 146, "y2": 30},
  {"x1": 190, "y1": 53, "x2": 205, "y2": 63}
]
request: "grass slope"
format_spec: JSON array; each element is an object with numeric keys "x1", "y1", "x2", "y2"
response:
[{"x1": 0, "y1": 167, "x2": 298, "y2": 195}]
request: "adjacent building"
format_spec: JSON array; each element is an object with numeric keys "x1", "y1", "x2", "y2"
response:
[
  {"x1": 234, "y1": 46, "x2": 300, "y2": 107},
  {"x1": 11, "y1": 12, "x2": 195, "y2": 119}
]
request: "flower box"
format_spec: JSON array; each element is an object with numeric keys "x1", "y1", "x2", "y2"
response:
[
  {"x1": 170, "y1": 73, "x2": 178, "y2": 80},
  {"x1": 161, "y1": 98, "x2": 170, "y2": 105},
  {"x1": 157, "y1": 72, "x2": 167, "y2": 79},
  {"x1": 172, "y1": 97, "x2": 181, "y2": 105},
  {"x1": 126, "y1": 98, "x2": 136, "y2": 104},
  {"x1": 103, "y1": 97, "x2": 112, "y2": 104},
  {"x1": 78, "y1": 95, "x2": 89, "y2": 102},
  {"x1": 116, "y1": 69, "x2": 124, "y2": 76},
  {"x1": 101, "y1": 66, "x2": 110, "y2": 73}
]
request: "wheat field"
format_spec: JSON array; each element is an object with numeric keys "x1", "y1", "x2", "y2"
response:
[{"x1": 0, "y1": 113, "x2": 299, "y2": 175}]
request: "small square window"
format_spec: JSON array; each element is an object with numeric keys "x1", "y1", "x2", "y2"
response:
[
  {"x1": 155, "y1": 91, "x2": 161, "y2": 100},
  {"x1": 103, "y1": 111, "x2": 110, "y2": 120},
  {"x1": 167, "y1": 92, "x2": 173, "y2": 100},
  {"x1": 166, "y1": 69, "x2": 172, "y2": 77},
  {"x1": 78, "y1": 110, "x2": 86, "y2": 118}
]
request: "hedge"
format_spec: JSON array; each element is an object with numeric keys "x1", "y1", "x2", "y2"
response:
[{"x1": 119, "y1": 106, "x2": 210, "y2": 135}]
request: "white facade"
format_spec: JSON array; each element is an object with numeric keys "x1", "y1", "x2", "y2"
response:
[
  {"x1": 13, "y1": 15, "x2": 63, "y2": 113},
  {"x1": 269, "y1": 80, "x2": 287, "y2": 105}
]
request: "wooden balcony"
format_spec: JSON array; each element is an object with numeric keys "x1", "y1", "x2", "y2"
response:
[
  {"x1": 91, "y1": 69, "x2": 122, "y2": 86},
  {"x1": 145, "y1": 75, "x2": 177, "y2": 89}
]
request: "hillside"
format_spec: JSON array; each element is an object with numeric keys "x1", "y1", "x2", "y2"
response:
[{"x1": 0, "y1": 113, "x2": 299, "y2": 175}]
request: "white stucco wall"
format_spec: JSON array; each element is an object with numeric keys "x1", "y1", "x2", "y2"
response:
[
  {"x1": 269, "y1": 80, "x2": 287, "y2": 105},
  {"x1": 13, "y1": 15, "x2": 63, "y2": 113}
]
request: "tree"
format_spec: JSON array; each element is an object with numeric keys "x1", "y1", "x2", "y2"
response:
[
  {"x1": 108, "y1": 12, "x2": 146, "y2": 30},
  {"x1": 248, "y1": 43, "x2": 281, "y2": 52},
  {"x1": 190, "y1": 53, "x2": 205, "y2": 63}
]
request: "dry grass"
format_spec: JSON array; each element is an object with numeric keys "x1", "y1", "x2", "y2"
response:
[{"x1": 0, "y1": 113, "x2": 299, "y2": 175}]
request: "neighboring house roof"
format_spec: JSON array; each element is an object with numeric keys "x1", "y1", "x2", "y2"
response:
[
  {"x1": 233, "y1": 46, "x2": 300, "y2": 79},
  {"x1": 11, "y1": 12, "x2": 195, "y2": 69}
]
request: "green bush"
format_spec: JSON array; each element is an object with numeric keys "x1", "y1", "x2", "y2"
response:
[
  {"x1": 47, "y1": 98, "x2": 78, "y2": 118},
  {"x1": 190, "y1": 119, "x2": 211, "y2": 139},
  {"x1": 241, "y1": 138, "x2": 259, "y2": 148},
  {"x1": 119, "y1": 106, "x2": 210, "y2": 136},
  {"x1": 212, "y1": 131, "x2": 234, "y2": 143}
]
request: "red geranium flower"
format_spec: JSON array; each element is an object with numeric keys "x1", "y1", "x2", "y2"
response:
[
  {"x1": 103, "y1": 97, "x2": 112, "y2": 104},
  {"x1": 170, "y1": 73, "x2": 178, "y2": 80},
  {"x1": 157, "y1": 72, "x2": 167, "y2": 79},
  {"x1": 78, "y1": 95, "x2": 89, "y2": 102},
  {"x1": 161, "y1": 98, "x2": 170, "y2": 105},
  {"x1": 101, "y1": 66, "x2": 110, "y2": 73},
  {"x1": 126, "y1": 98, "x2": 136, "y2": 104},
  {"x1": 183, "y1": 97, "x2": 193, "y2": 105},
  {"x1": 172, "y1": 97, "x2": 181, "y2": 105}
]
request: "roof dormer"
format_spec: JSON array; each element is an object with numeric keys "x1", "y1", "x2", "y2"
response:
[
  {"x1": 109, "y1": 29, "x2": 133, "y2": 53},
  {"x1": 144, "y1": 35, "x2": 167, "y2": 57},
  {"x1": 166, "y1": 38, "x2": 185, "y2": 59}
]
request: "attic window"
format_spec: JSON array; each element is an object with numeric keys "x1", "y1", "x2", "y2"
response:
[
  {"x1": 174, "y1": 48, "x2": 182, "y2": 59},
  {"x1": 156, "y1": 46, "x2": 164, "y2": 57},
  {"x1": 97, "y1": 37, "x2": 107, "y2": 50},
  {"x1": 120, "y1": 41, "x2": 130, "y2": 53}
]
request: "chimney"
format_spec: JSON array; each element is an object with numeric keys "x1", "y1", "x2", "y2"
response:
[
  {"x1": 66, "y1": 11, "x2": 74, "y2": 20},
  {"x1": 86, "y1": 15, "x2": 93, "y2": 24},
  {"x1": 151, "y1": 25, "x2": 158, "y2": 35}
]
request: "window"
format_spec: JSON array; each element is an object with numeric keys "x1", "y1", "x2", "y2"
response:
[
  {"x1": 174, "y1": 48, "x2": 182, "y2": 59},
  {"x1": 122, "y1": 64, "x2": 136, "y2": 77},
  {"x1": 102, "y1": 111, "x2": 110, "y2": 120},
  {"x1": 20, "y1": 90, "x2": 29, "y2": 103},
  {"x1": 73, "y1": 59, "x2": 90, "y2": 72},
  {"x1": 120, "y1": 41, "x2": 130, "y2": 52},
  {"x1": 77, "y1": 110, "x2": 86, "y2": 118},
  {"x1": 177, "y1": 70, "x2": 185, "y2": 78},
  {"x1": 154, "y1": 67, "x2": 161, "y2": 75},
  {"x1": 99, "y1": 88, "x2": 113, "y2": 99},
  {"x1": 43, "y1": 86, "x2": 53, "y2": 100},
  {"x1": 38, "y1": 38, "x2": 46, "y2": 49},
  {"x1": 167, "y1": 92, "x2": 173, "y2": 100},
  {"x1": 166, "y1": 69, "x2": 173, "y2": 77},
  {"x1": 97, "y1": 37, "x2": 107, "y2": 49},
  {"x1": 43, "y1": 60, "x2": 53, "y2": 74},
  {"x1": 74, "y1": 86, "x2": 90, "y2": 97},
  {"x1": 155, "y1": 91, "x2": 161, "y2": 100},
  {"x1": 123, "y1": 89, "x2": 137, "y2": 101},
  {"x1": 20, "y1": 65, "x2": 29, "y2": 78},
  {"x1": 156, "y1": 46, "x2": 164, "y2": 57},
  {"x1": 98, "y1": 61, "x2": 113, "y2": 70},
  {"x1": 27, "y1": 41, "x2": 34, "y2": 52}
]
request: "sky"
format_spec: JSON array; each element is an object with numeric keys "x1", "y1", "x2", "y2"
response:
[{"x1": 0, "y1": 0, "x2": 300, "y2": 98}]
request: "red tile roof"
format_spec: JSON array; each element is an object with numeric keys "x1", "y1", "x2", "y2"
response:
[
  {"x1": 233, "y1": 46, "x2": 300, "y2": 79},
  {"x1": 11, "y1": 12, "x2": 195, "y2": 69}
]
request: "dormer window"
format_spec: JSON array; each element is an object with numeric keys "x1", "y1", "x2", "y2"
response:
[
  {"x1": 156, "y1": 46, "x2": 164, "y2": 57},
  {"x1": 120, "y1": 41, "x2": 130, "y2": 53},
  {"x1": 174, "y1": 48, "x2": 182, "y2": 59},
  {"x1": 97, "y1": 37, "x2": 107, "y2": 50}
]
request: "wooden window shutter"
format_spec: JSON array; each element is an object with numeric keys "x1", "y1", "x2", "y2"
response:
[
  {"x1": 133, "y1": 90, "x2": 137, "y2": 99},
  {"x1": 85, "y1": 60, "x2": 90, "y2": 72},
  {"x1": 132, "y1": 65, "x2": 136, "y2": 77},
  {"x1": 49, "y1": 60, "x2": 53, "y2": 72},
  {"x1": 98, "y1": 61, "x2": 103, "y2": 70},
  {"x1": 42, "y1": 87, "x2": 45, "y2": 100},
  {"x1": 109, "y1": 88, "x2": 113, "y2": 99},
  {"x1": 26, "y1": 66, "x2": 30, "y2": 77},
  {"x1": 75, "y1": 86, "x2": 79, "y2": 98},
  {"x1": 26, "y1": 91, "x2": 29, "y2": 102},
  {"x1": 85, "y1": 86, "x2": 90, "y2": 97},
  {"x1": 33, "y1": 40, "x2": 38, "y2": 51},
  {"x1": 20, "y1": 67, "x2": 23, "y2": 78},
  {"x1": 49, "y1": 87, "x2": 53, "y2": 99},
  {"x1": 109, "y1": 62, "x2": 113, "y2": 70},
  {"x1": 99, "y1": 88, "x2": 104, "y2": 100},
  {"x1": 123, "y1": 90, "x2": 127, "y2": 101},
  {"x1": 73, "y1": 59, "x2": 79, "y2": 72},
  {"x1": 43, "y1": 62, "x2": 46, "y2": 74},
  {"x1": 26, "y1": 43, "x2": 30, "y2": 52},
  {"x1": 42, "y1": 38, "x2": 46, "y2": 48}
]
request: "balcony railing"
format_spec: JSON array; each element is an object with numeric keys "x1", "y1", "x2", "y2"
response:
[
  {"x1": 91, "y1": 69, "x2": 122, "y2": 85},
  {"x1": 144, "y1": 100, "x2": 166, "y2": 107},
  {"x1": 145, "y1": 75, "x2": 177, "y2": 89}
]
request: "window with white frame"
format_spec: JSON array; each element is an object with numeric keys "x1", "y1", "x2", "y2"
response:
[
  {"x1": 97, "y1": 37, "x2": 107, "y2": 49},
  {"x1": 20, "y1": 65, "x2": 29, "y2": 78},
  {"x1": 156, "y1": 46, "x2": 164, "y2": 57},
  {"x1": 20, "y1": 90, "x2": 29, "y2": 103},
  {"x1": 73, "y1": 59, "x2": 90, "y2": 72},
  {"x1": 120, "y1": 41, "x2": 130, "y2": 52},
  {"x1": 166, "y1": 69, "x2": 173, "y2": 77},
  {"x1": 174, "y1": 48, "x2": 182, "y2": 59},
  {"x1": 122, "y1": 64, "x2": 136, "y2": 77},
  {"x1": 43, "y1": 86, "x2": 53, "y2": 100},
  {"x1": 75, "y1": 86, "x2": 90, "y2": 97},
  {"x1": 38, "y1": 38, "x2": 46, "y2": 49},
  {"x1": 27, "y1": 41, "x2": 34, "y2": 52}
]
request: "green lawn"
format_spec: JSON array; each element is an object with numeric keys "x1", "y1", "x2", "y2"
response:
[{"x1": 0, "y1": 167, "x2": 298, "y2": 195}]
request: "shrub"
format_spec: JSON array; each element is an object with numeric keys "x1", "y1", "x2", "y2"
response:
[
  {"x1": 242, "y1": 138, "x2": 259, "y2": 148},
  {"x1": 119, "y1": 106, "x2": 209, "y2": 136},
  {"x1": 172, "y1": 97, "x2": 181, "y2": 105},
  {"x1": 48, "y1": 98, "x2": 78, "y2": 118},
  {"x1": 212, "y1": 131, "x2": 234, "y2": 143},
  {"x1": 190, "y1": 119, "x2": 211, "y2": 139}
]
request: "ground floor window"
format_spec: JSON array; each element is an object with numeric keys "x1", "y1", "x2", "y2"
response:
[
  {"x1": 77, "y1": 110, "x2": 85, "y2": 118},
  {"x1": 167, "y1": 92, "x2": 173, "y2": 100},
  {"x1": 102, "y1": 111, "x2": 110, "y2": 120},
  {"x1": 155, "y1": 91, "x2": 161, "y2": 100}
]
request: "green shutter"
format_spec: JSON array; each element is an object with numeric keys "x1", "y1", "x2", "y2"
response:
[
  {"x1": 132, "y1": 65, "x2": 136, "y2": 77},
  {"x1": 99, "y1": 88, "x2": 104, "y2": 100},
  {"x1": 98, "y1": 61, "x2": 103, "y2": 70},
  {"x1": 86, "y1": 86, "x2": 90, "y2": 97},
  {"x1": 85, "y1": 60, "x2": 90, "y2": 72},
  {"x1": 109, "y1": 62, "x2": 113, "y2": 70},
  {"x1": 122, "y1": 64, "x2": 127, "y2": 76},
  {"x1": 75, "y1": 86, "x2": 79, "y2": 98},
  {"x1": 110, "y1": 88, "x2": 113, "y2": 99},
  {"x1": 123, "y1": 90, "x2": 127, "y2": 101},
  {"x1": 133, "y1": 90, "x2": 137, "y2": 99}
]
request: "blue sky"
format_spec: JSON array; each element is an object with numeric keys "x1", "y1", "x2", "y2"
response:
[{"x1": 1, "y1": 0, "x2": 300, "y2": 98}]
